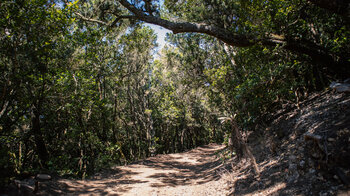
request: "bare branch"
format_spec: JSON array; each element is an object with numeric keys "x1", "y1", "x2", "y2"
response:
[
  {"x1": 110, "y1": 15, "x2": 137, "y2": 27},
  {"x1": 76, "y1": 12, "x2": 107, "y2": 25}
]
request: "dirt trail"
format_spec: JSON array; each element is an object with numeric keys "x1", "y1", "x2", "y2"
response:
[{"x1": 40, "y1": 144, "x2": 229, "y2": 196}]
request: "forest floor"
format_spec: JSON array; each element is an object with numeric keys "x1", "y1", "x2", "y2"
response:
[{"x1": 37, "y1": 144, "x2": 231, "y2": 195}]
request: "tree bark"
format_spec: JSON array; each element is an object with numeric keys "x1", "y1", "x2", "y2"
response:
[
  {"x1": 31, "y1": 107, "x2": 49, "y2": 168},
  {"x1": 230, "y1": 119, "x2": 259, "y2": 175}
]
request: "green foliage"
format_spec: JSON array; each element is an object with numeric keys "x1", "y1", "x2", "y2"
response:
[
  {"x1": 1, "y1": 0, "x2": 349, "y2": 186},
  {"x1": 0, "y1": 0, "x2": 159, "y2": 182},
  {"x1": 150, "y1": 45, "x2": 225, "y2": 152}
]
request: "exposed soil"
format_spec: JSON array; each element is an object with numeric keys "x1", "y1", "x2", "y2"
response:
[{"x1": 36, "y1": 144, "x2": 230, "y2": 196}]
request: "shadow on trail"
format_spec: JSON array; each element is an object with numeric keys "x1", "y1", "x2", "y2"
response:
[
  {"x1": 143, "y1": 145, "x2": 224, "y2": 187},
  {"x1": 39, "y1": 144, "x2": 225, "y2": 195},
  {"x1": 41, "y1": 169, "x2": 144, "y2": 195}
]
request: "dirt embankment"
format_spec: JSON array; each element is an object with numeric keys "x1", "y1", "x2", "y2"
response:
[{"x1": 229, "y1": 91, "x2": 350, "y2": 195}]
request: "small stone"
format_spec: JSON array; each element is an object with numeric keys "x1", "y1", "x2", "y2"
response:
[
  {"x1": 311, "y1": 153, "x2": 320, "y2": 159},
  {"x1": 36, "y1": 174, "x2": 51, "y2": 181},
  {"x1": 319, "y1": 192, "x2": 327, "y2": 196},
  {"x1": 327, "y1": 138, "x2": 336, "y2": 142},
  {"x1": 287, "y1": 172, "x2": 299, "y2": 183},
  {"x1": 308, "y1": 159, "x2": 314, "y2": 167},
  {"x1": 334, "y1": 175, "x2": 339, "y2": 180},
  {"x1": 309, "y1": 169, "x2": 316, "y2": 174},
  {"x1": 287, "y1": 176, "x2": 294, "y2": 183},
  {"x1": 299, "y1": 160, "x2": 305, "y2": 168},
  {"x1": 289, "y1": 163, "x2": 297, "y2": 171},
  {"x1": 289, "y1": 155, "x2": 297, "y2": 162},
  {"x1": 316, "y1": 175, "x2": 324, "y2": 181}
]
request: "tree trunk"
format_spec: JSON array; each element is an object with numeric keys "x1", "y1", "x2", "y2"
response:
[
  {"x1": 31, "y1": 107, "x2": 49, "y2": 168},
  {"x1": 230, "y1": 120, "x2": 260, "y2": 175}
]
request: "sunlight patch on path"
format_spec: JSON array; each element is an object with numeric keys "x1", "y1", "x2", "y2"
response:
[{"x1": 41, "y1": 144, "x2": 228, "y2": 196}]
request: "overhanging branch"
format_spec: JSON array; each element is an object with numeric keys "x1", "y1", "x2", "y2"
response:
[
  {"x1": 117, "y1": 0, "x2": 256, "y2": 47},
  {"x1": 111, "y1": 0, "x2": 349, "y2": 76}
]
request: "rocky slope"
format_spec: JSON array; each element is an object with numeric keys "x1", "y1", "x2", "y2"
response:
[{"x1": 230, "y1": 90, "x2": 350, "y2": 195}]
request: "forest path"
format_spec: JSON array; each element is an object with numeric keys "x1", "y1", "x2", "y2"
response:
[{"x1": 42, "y1": 144, "x2": 229, "y2": 196}]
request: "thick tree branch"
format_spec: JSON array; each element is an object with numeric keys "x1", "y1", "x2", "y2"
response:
[
  {"x1": 117, "y1": 0, "x2": 257, "y2": 47},
  {"x1": 116, "y1": 2, "x2": 328, "y2": 57}
]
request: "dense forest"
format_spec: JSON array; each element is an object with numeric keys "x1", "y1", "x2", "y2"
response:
[{"x1": 1, "y1": 0, "x2": 349, "y2": 186}]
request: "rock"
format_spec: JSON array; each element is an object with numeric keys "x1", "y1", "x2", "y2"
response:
[
  {"x1": 36, "y1": 174, "x2": 51, "y2": 181},
  {"x1": 299, "y1": 160, "x2": 305, "y2": 168},
  {"x1": 316, "y1": 174, "x2": 324, "y2": 181},
  {"x1": 289, "y1": 163, "x2": 297, "y2": 171},
  {"x1": 34, "y1": 174, "x2": 51, "y2": 193},
  {"x1": 287, "y1": 176, "x2": 294, "y2": 183},
  {"x1": 344, "y1": 78, "x2": 350, "y2": 84},
  {"x1": 327, "y1": 138, "x2": 336, "y2": 142},
  {"x1": 309, "y1": 169, "x2": 316, "y2": 174},
  {"x1": 319, "y1": 192, "x2": 328, "y2": 196},
  {"x1": 330, "y1": 82, "x2": 350, "y2": 92},
  {"x1": 287, "y1": 172, "x2": 300, "y2": 183},
  {"x1": 311, "y1": 152, "x2": 320, "y2": 159},
  {"x1": 289, "y1": 155, "x2": 297, "y2": 162},
  {"x1": 308, "y1": 158, "x2": 315, "y2": 167}
]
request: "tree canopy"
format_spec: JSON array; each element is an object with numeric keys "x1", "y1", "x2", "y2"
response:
[{"x1": 86, "y1": 0, "x2": 350, "y2": 78}]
